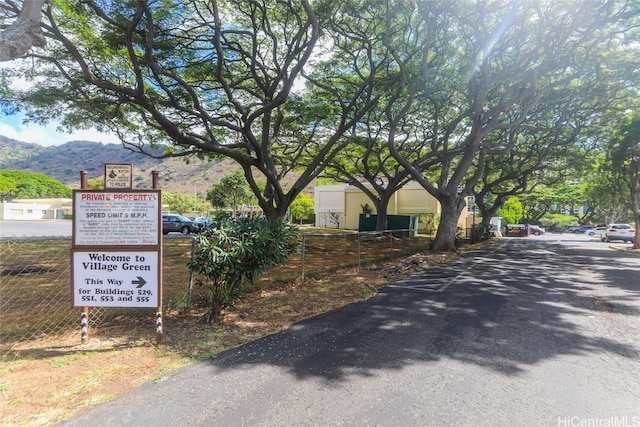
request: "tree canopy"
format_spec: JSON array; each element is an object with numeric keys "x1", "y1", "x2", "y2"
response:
[
  {"x1": 601, "y1": 113, "x2": 640, "y2": 248},
  {"x1": 0, "y1": 170, "x2": 72, "y2": 199},
  {"x1": 1, "y1": 0, "x2": 321, "y2": 219},
  {"x1": 2, "y1": 0, "x2": 640, "y2": 251},
  {"x1": 206, "y1": 171, "x2": 255, "y2": 217}
]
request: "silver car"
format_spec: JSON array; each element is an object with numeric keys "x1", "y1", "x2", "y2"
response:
[
  {"x1": 588, "y1": 226, "x2": 605, "y2": 237},
  {"x1": 600, "y1": 223, "x2": 636, "y2": 243}
]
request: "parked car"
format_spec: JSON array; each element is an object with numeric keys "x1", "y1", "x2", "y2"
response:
[
  {"x1": 587, "y1": 226, "x2": 606, "y2": 237},
  {"x1": 600, "y1": 223, "x2": 636, "y2": 243},
  {"x1": 191, "y1": 217, "x2": 216, "y2": 232},
  {"x1": 529, "y1": 225, "x2": 545, "y2": 235},
  {"x1": 162, "y1": 214, "x2": 196, "y2": 235},
  {"x1": 571, "y1": 225, "x2": 594, "y2": 234}
]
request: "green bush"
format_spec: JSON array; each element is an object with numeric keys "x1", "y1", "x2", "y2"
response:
[
  {"x1": 540, "y1": 213, "x2": 579, "y2": 232},
  {"x1": 189, "y1": 218, "x2": 299, "y2": 323},
  {"x1": 472, "y1": 222, "x2": 494, "y2": 242}
]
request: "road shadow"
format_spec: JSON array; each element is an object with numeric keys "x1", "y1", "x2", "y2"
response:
[{"x1": 203, "y1": 239, "x2": 639, "y2": 383}]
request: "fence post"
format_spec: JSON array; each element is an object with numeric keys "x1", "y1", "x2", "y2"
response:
[
  {"x1": 357, "y1": 232, "x2": 361, "y2": 269},
  {"x1": 153, "y1": 170, "x2": 163, "y2": 344},
  {"x1": 80, "y1": 170, "x2": 89, "y2": 344},
  {"x1": 186, "y1": 237, "x2": 196, "y2": 311},
  {"x1": 301, "y1": 235, "x2": 306, "y2": 282}
]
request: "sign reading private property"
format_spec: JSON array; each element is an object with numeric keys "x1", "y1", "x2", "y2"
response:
[
  {"x1": 73, "y1": 190, "x2": 160, "y2": 246},
  {"x1": 72, "y1": 251, "x2": 159, "y2": 307},
  {"x1": 71, "y1": 186, "x2": 162, "y2": 309}
]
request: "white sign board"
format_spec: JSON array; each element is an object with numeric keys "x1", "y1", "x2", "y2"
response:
[
  {"x1": 74, "y1": 191, "x2": 160, "y2": 246},
  {"x1": 72, "y1": 251, "x2": 159, "y2": 307}
]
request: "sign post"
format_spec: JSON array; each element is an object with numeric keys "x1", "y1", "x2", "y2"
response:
[{"x1": 72, "y1": 168, "x2": 163, "y2": 343}]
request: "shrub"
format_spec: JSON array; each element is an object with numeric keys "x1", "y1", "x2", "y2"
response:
[
  {"x1": 540, "y1": 213, "x2": 579, "y2": 232},
  {"x1": 472, "y1": 222, "x2": 494, "y2": 242},
  {"x1": 189, "y1": 218, "x2": 299, "y2": 323}
]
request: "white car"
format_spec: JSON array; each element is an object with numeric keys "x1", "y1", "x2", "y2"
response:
[
  {"x1": 600, "y1": 223, "x2": 636, "y2": 243},
  {"x1": 588, "y1": 226, "x2": 606, "y2": 237}
]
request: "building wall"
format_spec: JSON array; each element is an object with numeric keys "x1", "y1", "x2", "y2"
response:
[
  {"x1": 395, "y1": 181, "x2": 440, "y2": 215},
  {"x1": 345, "y1": 189, "x2": 378, "y2": 230},
  {"x1": 315, "y1": 182, "x2": 465, "y2": 230},
  {"x1": 314, "y1": 184, "x2": 346, "y2": 228},
  {"x1": 0, "y1": 199, "x2": 72, "y2": 220}
]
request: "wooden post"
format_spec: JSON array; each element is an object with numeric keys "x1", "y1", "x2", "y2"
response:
[
  {"x1": 357, "y1": 232, "x2": 361, "y2": 270},
  {"x1": 80, "y1": 170, "x2": 89, "y2": 344},
  {"x1": 301, "y1": 235, "x2": 306, "y2": 282},
  {"x1": 153, "y1": 171, "x2": 163, "y2": 344},
  {"x1": 187, "y1": 238, "x2": 195, "y2": 311}
]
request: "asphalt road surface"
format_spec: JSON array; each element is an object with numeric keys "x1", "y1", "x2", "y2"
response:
[
  {"x1": 57, "y1": 237, "x2": 640, "y2": 426},
  {"x1": 0, "y1": 220, "x2": 72, "y2": 238}
]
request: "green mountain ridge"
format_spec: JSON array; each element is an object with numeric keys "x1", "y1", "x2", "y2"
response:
[{"x1": 0, "y1": 135, "x2": 238, "y2": 195}]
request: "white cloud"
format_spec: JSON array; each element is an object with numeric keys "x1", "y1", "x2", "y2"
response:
[
  {"x1": 0, "y1": 62, "x2": 121, "y2": 147},
  {"x1": 0, "y1": 116, "x2": 121, "y2": 147}
]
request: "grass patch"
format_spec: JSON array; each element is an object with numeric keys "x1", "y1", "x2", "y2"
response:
[{"x1": 0, "y1": 231, "x2": 490, "y2": 426}]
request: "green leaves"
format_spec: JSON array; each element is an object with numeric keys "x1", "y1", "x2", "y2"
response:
[
  {"x1": 0, "y1": 170, "x2": 71, "y2": 199},
  {"x1": 189, "y1": 218, "x2": 298, "y2": 323},
  {"x1": 205, "y1": 171, "x2": 255, "y2": 214}
]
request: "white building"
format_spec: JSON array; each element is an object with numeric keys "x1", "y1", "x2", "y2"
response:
[
  {"x1": 0, "y1": 198, "x2": 72, "y2": 220},
  {"x1": 314, "y1": 181, "x2": 467, "y2": 230}
]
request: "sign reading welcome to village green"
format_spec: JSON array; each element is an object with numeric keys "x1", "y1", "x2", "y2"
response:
[
  {"x1": 72, "y1": 251, "x2": 158, "y2": 307},
  {"x1": 71, "y1": 189, "x2": 162, "y2": 308}
]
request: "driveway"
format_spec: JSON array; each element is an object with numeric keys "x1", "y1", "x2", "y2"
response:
[{"x1": 59, "y1": 238, "x2": 640, "y2": 426}]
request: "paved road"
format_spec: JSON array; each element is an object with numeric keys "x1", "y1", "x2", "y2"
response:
[
  {"x1": 0, "y1": 220, "x2": 189, "y2": 239},
  {"x1": 0, "y1": 220, "x2": 72, "y2": 238},
  {"x1": 59, "y1": 237, "x2": 640, "y2": 426}
]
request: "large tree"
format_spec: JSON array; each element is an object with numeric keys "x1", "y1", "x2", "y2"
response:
[
  {"x1": 206, "y1": 170, "x2": 255, "y2": 218},
  {"x1": 582, "y1": 158, "x2": 633, "y2": 225},
  {"x1": 3, "y1": 0, "x2": 639, "y2": 253},
  {"x1": 383, "y1": 0, "x2": 640, "y2": 251},
  {"x1": 603, "y1": 113, "x2": 640, "y2": 249},
  {"x1": 304, "y1": 0, "x2": 440, "y2": 231},
  {"x1": 472, "y1": 123, "x2": 588, "y2": 225},
  {"x1": 0, "y1": 0, "x2": 45, "y2": 61},
  {"x1": 0, "y1": 170, "x2": 71, "y2": 199},
  {"x1": 1, "y1": 0, "x2": 325, "y2": 219}
]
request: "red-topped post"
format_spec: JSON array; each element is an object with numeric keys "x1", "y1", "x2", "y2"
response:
[
  {"x1": 152, "y1": 171, "x2": 163, "y2": 344},
  {"x1": 79, "y1": 170, "x2": 89, "y2": 344}
]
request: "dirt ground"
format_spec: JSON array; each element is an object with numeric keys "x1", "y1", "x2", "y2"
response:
[{"x1": 0, "y1": 250, "x2": 463, "y2": 427}]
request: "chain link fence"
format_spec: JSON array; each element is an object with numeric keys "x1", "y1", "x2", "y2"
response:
[{"x1": 1, "y1": 230, "x2": 430, "y2": 343}]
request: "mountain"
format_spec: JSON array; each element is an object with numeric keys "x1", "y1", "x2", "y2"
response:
[{"x1": 0, "y1": 135, "x2": 239, "y2": 195}]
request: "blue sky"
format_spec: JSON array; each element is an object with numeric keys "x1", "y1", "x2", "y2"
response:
[{"x1": 0, "y1": 112, "x2": 121, "y2": 147}]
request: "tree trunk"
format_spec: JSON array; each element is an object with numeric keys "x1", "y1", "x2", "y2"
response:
[
  {"x1": 374, "y1": 194, "x2": 394, "y2": 231},
  {"x1": 0, "y1": 0, "x2": 46, "y2": 61},
  {"x1": 631, "y1": 167, "x2": 640, "y2": 250},
  {"x1": 375, "y1": 208, "x2": 388, "y2": 231},
  {"x1": 632, "y1": 200, "x2": 640, "y2": 250},
  {"x1": 431, "y1": 194, "x2": 467, "y2": 252},
  {"x1": 259, "y1": 200, "x2": 289, "y2": 221}
]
